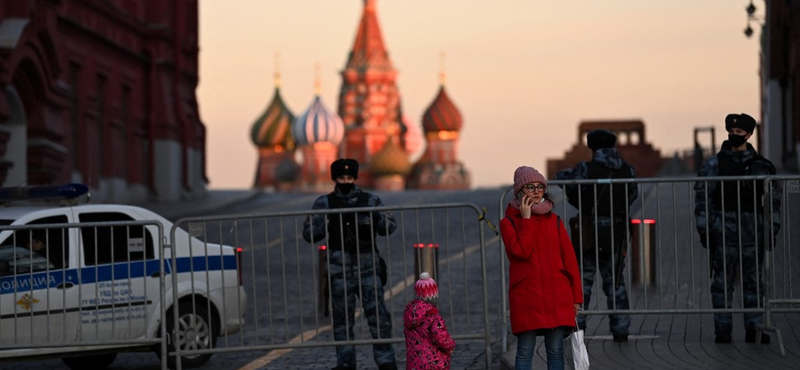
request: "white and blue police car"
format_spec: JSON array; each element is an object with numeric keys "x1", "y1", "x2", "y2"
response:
[{"x1": 0, "y1": 184, "x2": 246, "y2": 369}]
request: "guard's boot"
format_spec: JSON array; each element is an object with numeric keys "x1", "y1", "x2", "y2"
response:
[
  {"x1": 715, "y1": 332, "x2": 732, "y2": 344},
  {"x1": 745, "y1": 329, "x2": 771, "y2": 344}
]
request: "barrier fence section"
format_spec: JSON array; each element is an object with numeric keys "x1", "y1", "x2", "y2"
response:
[
  {"x1": 497, "y1": 175, "x2": 800, "y2": 353},
  {"x1": 171, "y1": 202, "x2": 492, "y2": 369},
  {"x1": 0, "y1": 221, "x2": 168, "y2": 369}
]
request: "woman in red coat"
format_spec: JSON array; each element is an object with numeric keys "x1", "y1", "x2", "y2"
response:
[{"x1": 500, "y1": 166, "x2": 583, "y2": 370}]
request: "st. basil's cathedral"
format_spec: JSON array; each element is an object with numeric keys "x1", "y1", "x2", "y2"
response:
[{"x1": 250, "y1": 0, "x2": 470, "y2": 192}]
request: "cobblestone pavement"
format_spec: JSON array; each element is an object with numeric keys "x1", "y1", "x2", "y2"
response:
[{"x1": 5, "y1": 185, "x2": 800, "y2": 370}]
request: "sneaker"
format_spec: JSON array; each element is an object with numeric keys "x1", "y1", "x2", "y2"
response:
[
  {"x1": 715, "y1": 332, "x2": 732, "y2": 343},
  {"x1": 378, "y1": 363, "x2": 398, "y2": 370},
  {"x1": 613, "y1": 334, "x2": 628, "y2": 342},
  {"x1": 745, "y1": 329, "x2": 771, "y2": 344}
]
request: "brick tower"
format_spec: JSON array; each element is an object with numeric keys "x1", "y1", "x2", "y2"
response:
[{"x1": 338, "y1": 0, "x2": 405, "y2": 188}]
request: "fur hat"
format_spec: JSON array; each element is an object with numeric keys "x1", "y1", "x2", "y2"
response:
[
  {"x1": 330, "y1": 158, "x2": 359, "y2": 180},
  {"x1": 725, "y1": 113, "x2": 756, "y2": 134},
  {"x1": 587, "y1": 129, "x2": 617, "y2": 151},
  {"x1": 513, "y1": 166, "x2": 547, "y2": 195},
  {"x1": 415, "y1": 272, "x2": 439, "y2": 301}
]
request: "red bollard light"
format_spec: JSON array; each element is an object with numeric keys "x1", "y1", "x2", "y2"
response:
[{"x1": 630, "y1": 219, "x2": 656, "y2": 286}]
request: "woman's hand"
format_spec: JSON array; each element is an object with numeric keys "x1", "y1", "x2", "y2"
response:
[
  {"x1": 520, "y1": 194, "x2": 533, "y2": 219},
  {"x1": 574, "y1": 304, "x2": 581, "y2": 317}
]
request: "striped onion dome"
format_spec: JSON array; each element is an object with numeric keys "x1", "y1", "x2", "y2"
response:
[
  {"x1": 370, "y1": 139, "x2": 411, "y2": 176},
  {"x1": 292, "y1": 96, "x2": 344, "y2": 146},
  {"x1": 250, "y1": 88, "x2": 295, "y2": 149},
  {"x1": 422, "y1": 86, "x2": 463, "y2": 133}
]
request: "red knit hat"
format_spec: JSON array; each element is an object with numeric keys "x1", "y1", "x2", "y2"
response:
[
  {"x1": 415, "y1": 272, "x2": 438, "y2": 301},
  {"x1": 513, "y1": 166, "x2": 547, "y2": 194}
]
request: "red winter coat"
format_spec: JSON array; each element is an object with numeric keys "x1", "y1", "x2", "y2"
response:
[{"x1": 500, "y1": 205, "x2": 583, "y2": 335}]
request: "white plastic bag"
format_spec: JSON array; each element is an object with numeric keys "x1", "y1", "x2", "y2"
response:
[{"x1": 570, "y1": 328, "x2": 590, "y2": 370}]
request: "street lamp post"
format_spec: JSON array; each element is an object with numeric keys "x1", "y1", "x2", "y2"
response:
[{"x1": 744, "y1": 0, "x2": 764, "y2": 38}]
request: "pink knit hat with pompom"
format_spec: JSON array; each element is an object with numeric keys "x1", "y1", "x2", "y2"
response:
[
  {"x1": 513, "y1": 166, "x2": 547, "y2": 194},
  {"x1": 415, "y1": 272, "x2": 438, "y2": 301}
]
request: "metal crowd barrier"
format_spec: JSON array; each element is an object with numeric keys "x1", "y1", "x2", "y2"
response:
[
  {"x1": 171, "y1": 202, "x2": 492, "y2": 369},
  {"x1": 762, "y1": 175, "x2": 800, "y2": 355},
  {"x1": 497, "y1": 175, "x2": 800, "y2": 353},
  {"x1": 0, "y1": 221, "x2": 168, "y2": 369}
]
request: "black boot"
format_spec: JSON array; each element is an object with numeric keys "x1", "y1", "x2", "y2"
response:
[
  {"x1": 745, "y1": 329, "x2": 771, "y2": 344},
  {"x1": 715, "y1": 332, "x2": 732, "y2": 343}
]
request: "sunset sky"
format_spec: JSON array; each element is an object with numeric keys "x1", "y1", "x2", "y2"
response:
[{"x1": 197, "y1": 0, "x2": 762, "y2": 189}]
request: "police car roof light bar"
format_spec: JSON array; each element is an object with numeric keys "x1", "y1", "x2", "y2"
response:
[{"x1": 0, "y1": 183, "x2": 90, "y2": 202}]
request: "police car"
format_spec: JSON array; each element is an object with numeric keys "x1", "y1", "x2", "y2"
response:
[{"x1": 0, "y1": 184, "x2": 246, "y2": 369}]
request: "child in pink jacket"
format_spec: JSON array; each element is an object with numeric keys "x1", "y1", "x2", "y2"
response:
[{"x1": 403, "y1": 272, "x2": 456, "y2": 370}]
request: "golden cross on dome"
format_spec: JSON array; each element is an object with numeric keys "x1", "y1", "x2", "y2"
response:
[
  {"x1": 439, "y1": 51, "x2": 446, "y2": 86},
  {"x1": 314, "y1": 62, "x2": 322, "y2": 95},
  {"x1": 16, "y1": 293, "x2": 39, "y2": 311},
  {"x1": 274, "y1": 51, "x2": 281, "y2": 88}
]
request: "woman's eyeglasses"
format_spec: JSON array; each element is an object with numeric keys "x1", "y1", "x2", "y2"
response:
[{"x1": 522, "y1": 184, "x2": 545, "y2": 192}]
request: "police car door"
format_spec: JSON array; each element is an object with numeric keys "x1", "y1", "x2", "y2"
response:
[
  {"x1": 0, "y1": 213, "x2": 80, "y2": 346},
  {"x1": 76, "y1": 211, "x2": 160, "y2": 342}
]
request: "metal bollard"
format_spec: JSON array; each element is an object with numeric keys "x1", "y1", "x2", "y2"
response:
[
  {"x1": 318, "y1": 244, "x2": 329, "y2": 317},
  {"x1": 630, "y1": 219, "x2": 656, "y2": 286},
  {"x1": 413, "y1": 243, "x2": 439, "y2": 282}
]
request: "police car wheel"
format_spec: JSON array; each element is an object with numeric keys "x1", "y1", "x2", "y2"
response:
[
  {"x1": 62, "y1": 352, "x2": 118, "y2": 370},
  {"x1": 161, "y1": 301, "x2": 218, "y2": 368}
]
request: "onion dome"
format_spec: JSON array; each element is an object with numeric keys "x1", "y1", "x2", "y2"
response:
[
  {"x1": 422, "y1": 86, "x2": 463, "y2": 133},
  {"x1": 370, "y1": 139, "x2": 411, "y2": 176},
  {"x1": 251, "y1": 88, "x2": 295, "y2": 150},
  {"x1": 292, "y1": 96, "x2": 344, "y2": 146}
]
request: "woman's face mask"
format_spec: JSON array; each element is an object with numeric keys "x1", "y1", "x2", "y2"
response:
[{"x1": 728, "y1": 133, "x2": 747, "y2": 147}]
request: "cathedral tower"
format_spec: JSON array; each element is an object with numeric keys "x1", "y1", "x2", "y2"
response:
[
  {"x1": 292, "y1": 73, "x2": 345, "y2": 192},
  {"x1": 407, "y1": 69, "x2": 470, "y2": 190},
  {"x1": 250, "y1": 62, "x2": 297, "y2": 191},
  {"x1": 338, "y1": 0, "x2": 405, "y2": 188}
]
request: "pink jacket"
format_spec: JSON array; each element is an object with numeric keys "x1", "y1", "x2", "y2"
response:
[{"x1": 403, "y1": 299, "x2": 456, "y2": 370}]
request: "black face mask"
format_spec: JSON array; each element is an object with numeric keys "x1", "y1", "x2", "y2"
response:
[
  {"x1": 335, "y1": 183, "x2": 355, "y2": 194},
  {"x1": 728, "y1": 133, "x2": 747, "y2": 148}
]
